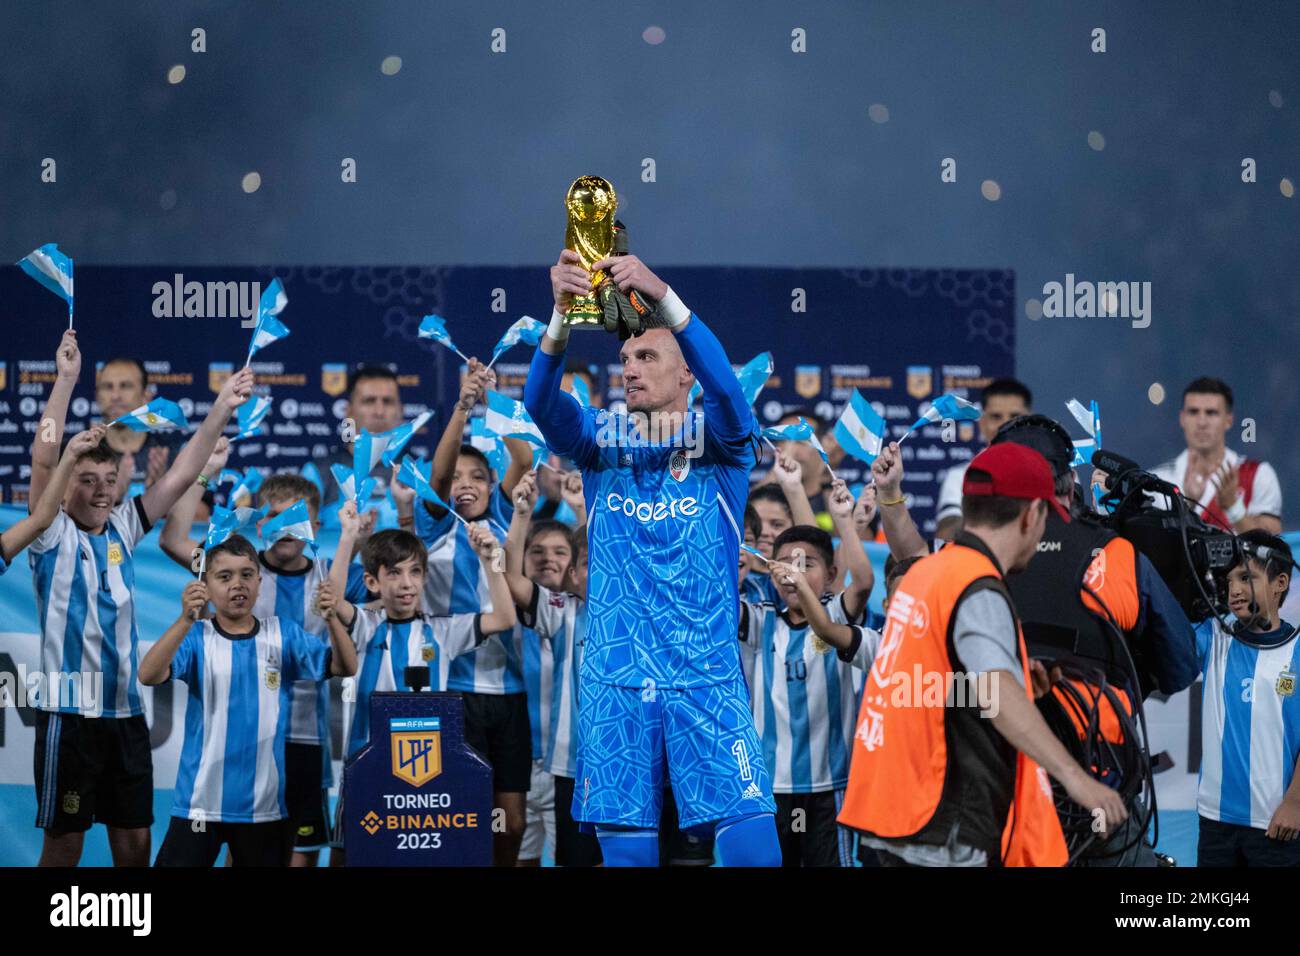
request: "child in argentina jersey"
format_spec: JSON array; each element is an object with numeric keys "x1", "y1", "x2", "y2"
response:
[
  {"x1": 166, "y1": 615, "x2": 332, "y2": 822},
  {"x1": 140, "y1": 536, "x2": 357, "y2": 867},
  {"x1": 30, "y1": 493, "x2": 153, "y2": 718},
  {"x1": 745, "y1": 522, "x2": 877, "y2": 866},
  {"x1": 1195, "y1": 531, "x2": 1300, "y2": 866},
  {"x1": 1190, "y1": 530, "x2": 1300, "y2": 868},
  {"x1": 504, "y1": 471, "x2": 602, "y2": 866},
  {"x1": 739, "y1": 593, "x2": 874, "y2": 793},
  {"x1": 323, "y1": 501, "x2": 517, "y2": 858},
  {"x1": 160, "y1": 470, "x2": 371, "y2": 862},
  {"x1": 413, "y1": 485, "x2": 522, "y2": 693},
  {"x1": 337, "y1": 607, "x2": 491, "y2": 760}
]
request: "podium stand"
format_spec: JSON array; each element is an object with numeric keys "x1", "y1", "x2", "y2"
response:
[{"x1": 342, "y1": 690, "x2": 493, "y2": 866}]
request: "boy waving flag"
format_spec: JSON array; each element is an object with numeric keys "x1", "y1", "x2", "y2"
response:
[
  {"x1": 522, "y1": 248, "x2": 780, "y2": 866},
  {"x1": 27, "y1": 328, "x2": 254, "y2": 867}
]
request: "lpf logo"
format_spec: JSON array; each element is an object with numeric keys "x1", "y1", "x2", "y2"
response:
[{"x1": 390, "y1": 717, "x2": 442, "y2": 787}]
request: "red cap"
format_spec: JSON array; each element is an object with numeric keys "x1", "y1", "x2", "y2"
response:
[{"x1": 962, "y1": 443, "x2": 1071, "y2": 523}]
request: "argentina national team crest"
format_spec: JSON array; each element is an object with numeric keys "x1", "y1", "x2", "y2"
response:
[
  {"x1": 390, "y1": 717, "x2": 442, "y2": 786},
  {"x1": 794, "y1": 364, "x2": 821, "y2": 399},
  {"x1": 321, "y1": 362, "x2": 348, "y2": 397},
  {"x1": 669, "y1": 449, "x2": 690, "y2": 482},
  {"x1": 1277, "y1": 664, "x2": 1295, "y2": 698},
  {"x1": 906, "y1": 365, "x2": 933, "y2": 399}
]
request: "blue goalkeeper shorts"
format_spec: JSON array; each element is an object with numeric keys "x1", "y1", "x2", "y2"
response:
[{"x1": 572, "y1": 677, "x2": 776, "y2": 830}]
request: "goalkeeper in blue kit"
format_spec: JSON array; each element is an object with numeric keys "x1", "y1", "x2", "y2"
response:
[{"x1": 523, "y1": 247, "x2": 780, "y2": 866}]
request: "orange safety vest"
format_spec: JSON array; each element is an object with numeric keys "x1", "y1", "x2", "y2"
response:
[{"x1": 837, "y1": 541, "x2": 1068, "y2": 866}]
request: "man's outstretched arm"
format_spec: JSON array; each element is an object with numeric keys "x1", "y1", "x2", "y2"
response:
[
  {"x1": 524, "y1": 249, "x2": 599, "y2": 463},
  {"x1": 590, "y1": 253, "x2": 752, "y2": 445}
]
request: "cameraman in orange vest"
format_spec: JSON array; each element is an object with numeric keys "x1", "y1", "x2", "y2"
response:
[{"x1": 839, "y1": 443, "x2": 1127, "y2": 866}]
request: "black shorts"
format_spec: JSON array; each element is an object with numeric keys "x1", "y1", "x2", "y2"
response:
[
  {"x1": 659, "y1": 787, "x2": 715, "y2": 867},
  {"x1": 284, "y1": 742, "x2": 329, "y2": 851},
  {"x1": 774, "y1": 791, "x2": 851, "y2": 867},
  {"x1": 34, "y1": 711, "x2": 154, "y2": 833},
  {"x1": 461, "y1": 692, "x2": 531, "y2": 794},
  {"x1": 552, "y1": 775, "x2": 602, "y2": 867},
  {"x1": 155, "y1": 816, "x2": 295, "y2": 867}
]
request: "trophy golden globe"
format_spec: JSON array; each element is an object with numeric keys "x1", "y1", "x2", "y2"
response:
[{"x1": 564, "y1": 175, "x2": 617, "y2": 328}]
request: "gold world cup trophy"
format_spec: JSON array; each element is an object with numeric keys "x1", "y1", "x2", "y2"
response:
[{"x1": 563, "y1": 175, "x2": 618, "y2": 328}]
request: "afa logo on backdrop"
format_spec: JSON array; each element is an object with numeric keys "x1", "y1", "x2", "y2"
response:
[
  {"x1": 794, "y1": 364, "x2": 821, "y2": 399},
  {"x1": 390, "y1": 717, "x2": 442, "y2": 787},
  {"x1": 907, "y1": 365, "x2": 933, "y2": 400},
  {"x1": 209, "y1": 362, "x2": 233, "y2": 393},
  {"x1": 322, "y1": 363, "x2": 348, "y2": 397}
]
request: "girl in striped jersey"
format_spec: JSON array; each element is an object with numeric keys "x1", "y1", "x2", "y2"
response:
[
  {"x1": 140, "y1": 535, "x2": 357, "y2": 867},
  {"x1": 505, "y1": 471, "x2": 602, "y2": 866},
  {"x1": 1196, "y1": 530, "x2": 1300, "y2": 866},
  {"x1": 320, "y1": 500, "x2": 517, "y2": 865},
  {"x1": 737, "y1": 480, "x2": 877, "y2": 866}
]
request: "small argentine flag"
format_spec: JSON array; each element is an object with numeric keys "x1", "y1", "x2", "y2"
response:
[
  {"x1": 469, "y1": 417, "x2": 508, "y2": 478},
  {"x1": 223, "y1": 467, "x2": 264, "y2": 506},
  {"x1": 736, "y1": 352, "x2": 774, "y2": 406},
  {"x1": 1065, "y1": 398, "x2": 1096, "y2": 437},
  {"x1": 1071, "y1": 438, "x2": 1096, "y2": 468},
  {"x1": 17, "y1": 244, "x2": 74, "y2": 325},
  {"x1": 488, "y1": 315, "x2": 546, "y2": 368},
  {"x1": 380, "y1": 410, "x2": 434, "y2": 468},
  {"x1": 763, "y1": 418, "x2": 829, "y2": 465},
  {"x1": 112, "y1": 398, "x2": 189, "y2": 432},
  {"x1": 485, "y1": 390, "x2": 546, "y2": 446},
  {"x1": 906, "y1": 393, "x2": 981, "y2": 434},
  {"x1": 245, "y1": 279, "x2": 290, "y2": 364},
  {"x1": 261, "y1": 499, "x2": 316, "y2": 552},
  {"x1": 331, "y1": 463, "x2": 376, "y2": 508},
  {"x1": 688, "y1": 381, "x2": 702, "y2": 407},
  {"x1": 835, "y1": 390, "x2": 887, "y2": 465},
  {"x1": 418, "y1": 314, "x2": 470, "y2": 362},
  {"x1": 353, "y1": 427, "x2": 394, "y2": 479},
  {"x1": 762, "y1": 419, "x2": 814, "y2": 443},
  {"x1": 232, "y1": 394, "x2": 272, "y2": 441},
  {"x1": 398, "y1": 456, "x2": 469, "y2": 525},
  {"x1": 204, "y1": 504, "x2": 268, "y2": 550}
]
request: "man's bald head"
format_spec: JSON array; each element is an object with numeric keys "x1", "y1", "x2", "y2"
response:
[{"x1": 619, "y1": 328, "x2": 695, "y2": 414}]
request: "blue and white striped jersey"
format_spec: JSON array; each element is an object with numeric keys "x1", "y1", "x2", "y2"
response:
[
  {"x1": 741, "y1": 570, "x2": 780, "y2": 606},
  {"x1": 520, "y1": 622, "x2": 553, "y2": 760},
  {"x1": 29, "y1": 497, "x2": 151, "y2": 717},
  {"x1": 523, "y1": 583, "x2": 586, "y2": 779},
  {"x1": 170, "y1": 617, "x2": 330, "y2": 823},
  {"x1": 339, "y1": 606, "x2": 486, "y2": 761},
  {"x1": 250, "y1": 553, "x2": 369, "y2": 746},
  {"x1": 739, "y1": 594, "x2": 877, "y2": 793},
  {"x1": 1197, "y1": 617, "x2": 1300, "y2": 829},
  {"x1": 414, "y1": 488, "x2": 522, "y2": 694}
]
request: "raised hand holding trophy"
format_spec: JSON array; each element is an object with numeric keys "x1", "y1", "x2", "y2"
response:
[{"x1": 563, "y1": 175, "x2": 617, "y2": 329}]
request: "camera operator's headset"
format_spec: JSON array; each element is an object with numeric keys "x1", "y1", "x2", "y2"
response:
[{"x1": 992, "y1": 414, "x2": 1158, "y2": 863}]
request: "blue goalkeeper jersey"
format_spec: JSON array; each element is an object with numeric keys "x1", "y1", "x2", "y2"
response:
[{"x1": 525, "y1": 313, "x2": 759, "y2": 689}]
